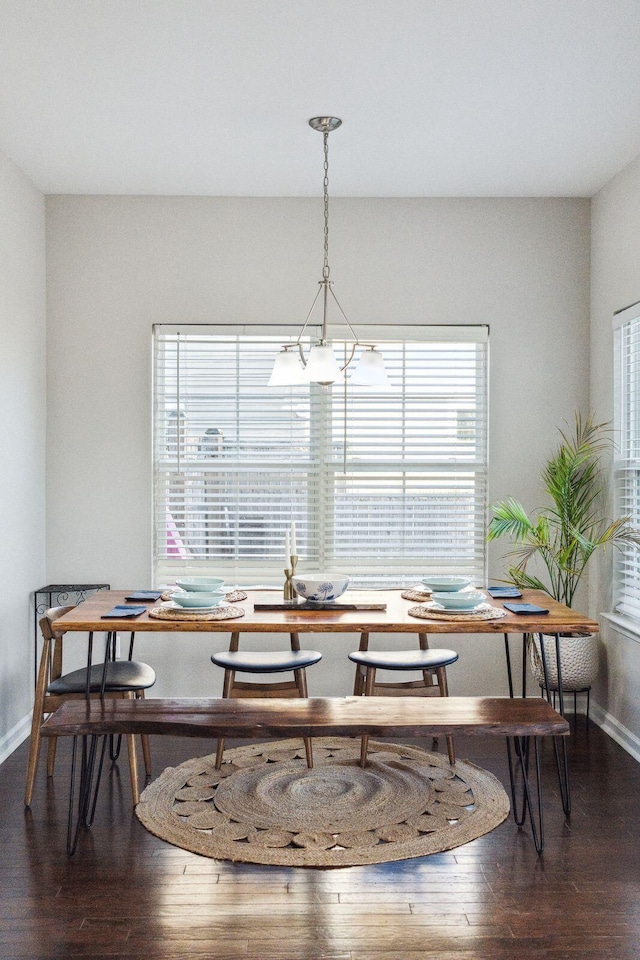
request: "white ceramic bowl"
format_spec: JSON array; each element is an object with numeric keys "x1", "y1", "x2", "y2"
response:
[
  {"x1": 420, "y1": 575, "x2": 472, "y2": 593},
  {"x1": 171, "y1": 591, "x2": 226, "y2": 608},
  {"x1": 432, "y1": 589, "x2": 485, "y2": 610},
  {"x1": 175, "y1": 577, "x2": 226, "y2": 593},
  {"x1": 292, "y1": 574, "x2": 350, "y2": 603}
]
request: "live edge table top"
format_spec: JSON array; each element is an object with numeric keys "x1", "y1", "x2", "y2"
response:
[{"x1": 51, "y1": 589, "x2": 599, "y2": 636}]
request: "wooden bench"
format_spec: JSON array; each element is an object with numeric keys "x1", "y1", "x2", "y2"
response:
[
  {"x1": 43, "y1": 694, "x2": 567, "y2": 739},
  {"x1": 44, "y1": 695, "x2": 568, "y2": 855}
]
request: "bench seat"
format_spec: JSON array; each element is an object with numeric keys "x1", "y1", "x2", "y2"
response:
[
  {"x1": 45, "y1": 695, "x2": 567, "y2": 855},
  {"x1": 42, "y1": 695, "x2": 569, "y2": 740}
]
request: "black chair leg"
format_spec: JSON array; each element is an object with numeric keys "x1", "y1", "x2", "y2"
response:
[
  {"x1": 215, "y1": 668, "x2": 235, "y2": 770},
  {"x1": 295, "y1": 667, "x2": 314, "y2": 769}
]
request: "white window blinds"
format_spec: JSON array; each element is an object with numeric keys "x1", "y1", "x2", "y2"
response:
[
  {"x1": 153, "y1": 325, "x2": 489, "y2": 587},
  {"x1": 614, "y1": 305, "x2": 640, "y2": 620}
]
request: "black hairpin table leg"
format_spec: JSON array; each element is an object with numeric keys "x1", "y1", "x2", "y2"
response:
[
  {"x1": 503, "y1": 630, "x2": 570, "y2": 821},
  {"x1": 504, "y1": 633, "x2": 528, "y2": 787},
  {"x1": 506, "y1": 734, "x2": 544, "y2": 854},
  {"x1": 65, "y1": 631, "x2": 112, "y2": 856},
  {"x1": 503, "y1": 633, "x2": 515, "y2": 698},
  {"x1": 506, "y1": 733, "x2": 530, "y2": 827},
  {"x1": 502, "y1": 631, "x2": 532, "y2": 701},
  {"x1": 105, "y1": 632, "x2": 124, "y2": 763},
  {"x1": 538, "y1": 631, "x2": 571, "y2": 816},
  {"x1": 66, "y1": 735, "x2": 82, "y2": 856},
  {"x1": 107, "y1": 630, "x2": 136, "y2": 763}
]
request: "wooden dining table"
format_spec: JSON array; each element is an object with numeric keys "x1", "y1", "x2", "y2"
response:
[
  {"x1": 52, "y1": 587, "x2": 598, "y2": 637},
  {"x1": 51, "y1": 587, "x2": 598, "y2": 846},
  {"x1": 51, "y1": 587, "x2": 598, "y2": 729},
  {"x1": 53, "y1": 586, "x2": 598, "y2": 724}
]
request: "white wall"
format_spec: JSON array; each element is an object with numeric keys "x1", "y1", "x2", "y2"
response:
[
  {"x1": 45, "y1": 196, "x2": 590, "y2": 698},
  {"x1": 0, "y1": 150, "x2": 46, "y2": 758},
  {"x1": 590, "y1": 155, "x2": 640, "y2": 754}
]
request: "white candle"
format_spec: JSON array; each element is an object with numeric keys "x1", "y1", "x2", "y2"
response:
[
  {"x1": 285, "y1": 530, "x2": 290, "y2": 561},
  {"x1": 290, "y1": 520, "x2": 297, "y2": 556}
]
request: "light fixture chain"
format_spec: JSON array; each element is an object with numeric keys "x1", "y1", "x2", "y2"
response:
[
  {"x1": 322, "y1": 130, "x2": 330, "y2": 280},
  {"x1": 269, "y1": 118, "x2": 389, "y2": 387}
]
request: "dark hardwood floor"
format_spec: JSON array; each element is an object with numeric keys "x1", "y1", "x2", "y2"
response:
[{"x1": 3, "y1": 717, "x2": 640, "y2": 959}]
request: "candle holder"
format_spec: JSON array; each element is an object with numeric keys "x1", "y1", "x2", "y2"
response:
[{"x1": 283, "y1": 555, "x2": 299, "y2": 602}]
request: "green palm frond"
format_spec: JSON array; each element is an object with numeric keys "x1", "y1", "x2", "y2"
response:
[
  {"x1": 487, "y1": 411, "x2": 639, "y2": 607},
  {"x1": 506, "y1": 567, "x2": 548, "y2": 594},
  {"x1": 572, "y1": 518, "x2": 640, "y2": 551},
  {"x1": 487, "y1": 498, "x2": 538, "y2": 543}
]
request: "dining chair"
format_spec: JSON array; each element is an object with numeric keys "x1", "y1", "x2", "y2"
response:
[
  {"x1": 348, "y1": 633, "x2": 459, "y2": 767},
  {"x1": 25, "y1": 606, "x2": 156, "y2": 808},
  {"x1": 211, "y1": 631, "x2": 321, "y2": 769}
]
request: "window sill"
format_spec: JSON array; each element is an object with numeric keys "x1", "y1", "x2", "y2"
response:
[{"x1": 601, "y1": 611, "x2": 640, "y2": 644}]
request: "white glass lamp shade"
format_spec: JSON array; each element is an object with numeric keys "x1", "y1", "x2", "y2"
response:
[
  {"x1": 303, "y1": 343, "x2": 342, "y2": 385},
  {"x1": 268, "y1": 348, "x2": 306, "y2": 386},
  {"x1": 350, "y1": 348, "x2": 391, "y2": 388}
]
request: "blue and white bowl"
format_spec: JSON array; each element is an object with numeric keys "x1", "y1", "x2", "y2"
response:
[
  {"x1": 292, "y1": 574, "x2": 350, "y2": 603},
  {"x1": 175, "y1": 577, "x2": 226, "y2": 593},
  {"x1": 420, "y1": 575, "x2": 472, "y2": 593},
  {"x1": 432, "y1": 589, "x2": 485, "y2": 610}
]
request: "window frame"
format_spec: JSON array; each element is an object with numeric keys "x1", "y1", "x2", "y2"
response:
[
  {"x1": 612, "y1": 301, "x2": 640, "y2": 627},
  {"x1": 152, "y1": 323, "x2": 490, "y2": 588}
]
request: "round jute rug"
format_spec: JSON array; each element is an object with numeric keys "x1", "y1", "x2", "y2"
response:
[{"x1": 136, "y1": 737, "x2": 510, "y2": 867}]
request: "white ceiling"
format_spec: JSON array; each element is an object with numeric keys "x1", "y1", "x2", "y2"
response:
[{"x1": 1, "y1": 0, "x2": 640, "y2": 197}]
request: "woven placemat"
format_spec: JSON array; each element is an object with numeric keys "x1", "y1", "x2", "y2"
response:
[
  {"x1": 401, "y1": 588, "x2": 433, "y2": 601},
  {"x1": 136, "y1": 737, "x2": 509, "y2": 867},
  {"x1": 223, "y1": 590, "x2": 248, "y2": 603},
  {"x1": 408, "y1": 603, "x2": 507, "y2": 622},
  {"x1": 149, "y1": 603, "x2": 245, "y2": 621},
  {"x1": 161, "y1": 589, "x2": 248, "y2": 602}
]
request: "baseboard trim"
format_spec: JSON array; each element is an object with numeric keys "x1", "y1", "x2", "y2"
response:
[
  {"x1": 590, "y1": 701, "x2": 640, "y2": 764},
  {"x1": 0, "y1": 712, "x2": 32, "y2": 765}
]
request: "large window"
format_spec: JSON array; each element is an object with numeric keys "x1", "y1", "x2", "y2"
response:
[
  {"x1": 614, "y1": 303, "x2": 640, "y2": 620},
  {"x1": 153, "y1": 324, "x2": 489, "y2": 587}
]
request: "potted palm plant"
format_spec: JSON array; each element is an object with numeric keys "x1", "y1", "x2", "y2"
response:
[{"x1": 487, "y1": 412, "x2": 640, "y2": 691}]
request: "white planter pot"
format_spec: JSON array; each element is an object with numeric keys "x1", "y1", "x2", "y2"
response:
[{"x1": 529, "y1": 632, "x2": 599, "y2": 691}]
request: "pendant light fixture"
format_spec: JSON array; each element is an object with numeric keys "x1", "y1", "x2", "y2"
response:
[{"x1": 268, "y1": 117, "x2": 390, "y2": 388}]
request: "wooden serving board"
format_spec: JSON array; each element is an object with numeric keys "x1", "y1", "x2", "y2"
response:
[{"x1": 253, "y1": 601, "x2": 387, "y2": 612}]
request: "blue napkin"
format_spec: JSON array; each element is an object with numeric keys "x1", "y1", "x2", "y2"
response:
[
  {"x1": 487, "y1": 586, "x2": 523, "y2": 598},
  {"x1": 101, "y1": 605, "x2": 147, "y2": 618},
  {"x1": 124, "y1": 591, "x2": 163, "y2": 601},
  {"x1": 503, "y1": 602, "x2": 549, "y2": 615}
]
